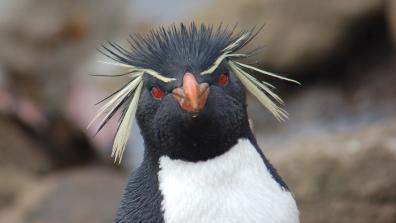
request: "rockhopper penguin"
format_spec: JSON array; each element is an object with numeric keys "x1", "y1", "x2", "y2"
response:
[{"x1": 90, "y1": 23, "x2": 300, "y2": 223}]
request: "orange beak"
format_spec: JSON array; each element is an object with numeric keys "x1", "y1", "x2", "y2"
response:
[{"x1": 172, "y1": 72, "x2": 209, "y2": 116}]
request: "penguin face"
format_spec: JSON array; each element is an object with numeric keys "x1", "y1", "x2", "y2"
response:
[{"x1": 136, "y1": 62, "x2": 248, "y2": 161}]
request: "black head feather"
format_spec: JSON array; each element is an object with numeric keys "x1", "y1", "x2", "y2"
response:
[{"x1": 100, "y1": 23, "x2": 259, "y2": 79}]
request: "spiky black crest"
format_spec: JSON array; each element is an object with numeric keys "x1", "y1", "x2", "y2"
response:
[{"x1": 100, "y1": 23, "x2": 259, "y2": 77}]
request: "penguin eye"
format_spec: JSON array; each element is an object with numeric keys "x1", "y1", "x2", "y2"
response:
[
  {"x1": 151, "y1": 86, "x2": 165, "y2": 99},
  {"x1": 218, "y1": 73, "x2": 229, "y2": 87}
]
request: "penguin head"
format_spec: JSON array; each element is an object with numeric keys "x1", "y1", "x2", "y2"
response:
[{"x1": 91, "y1": 23, "x2": 298, "y2": 163}]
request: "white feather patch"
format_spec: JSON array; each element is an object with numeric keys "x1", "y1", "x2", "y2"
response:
[{"x1": 158, "y1": 138, "x2": 299, "y2": 223}]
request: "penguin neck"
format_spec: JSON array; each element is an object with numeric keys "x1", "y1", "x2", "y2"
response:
[{"x1": 142, "y1": 115, "x2": 253, "y2": 163}]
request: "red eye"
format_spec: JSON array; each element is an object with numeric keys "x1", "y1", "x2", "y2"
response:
[
  {"x1": 218, "y1": 73, "x2": 229, "y2": 87},
  {"x1": 151, "y1": 86, "x2": 165, "y2": 99}
]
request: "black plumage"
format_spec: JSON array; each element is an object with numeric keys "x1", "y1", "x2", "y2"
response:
[
  {"x1": 100, "y1": 23, "x2": 257, "y2": 79},
  {"x1": 91, "y1": 23, "x2": 297, "y2": 223}
]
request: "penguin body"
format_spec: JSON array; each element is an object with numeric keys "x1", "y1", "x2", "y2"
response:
[
  {"x1": 158, "y1": 138, "x2": 298, "y2": 223},
  {"x1": 95, "y1": 24, "x2": 300, "y2": 223},
  {"x1": 116, "y1": 136, "x2": 299, "y2": 223}
]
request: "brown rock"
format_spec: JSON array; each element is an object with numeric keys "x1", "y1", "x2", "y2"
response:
[
  {"x1": 386, "y1": 0, "x2": 396, "y2": 48},
  {"x1": 193, "y1": 0, "x2": 384, "y2": 72},
  {"x1": 270, "y1": 118, "x2": 396, "y2": 223},
  {"x1": 0, "y1": 114, "x2": 51, "y2": 209},
  {"x1": 0, "y1": 114, "x2": 51, "y2": 173},
  {"x1": 0, "y1": 167, "x2": 126, "y2": 223},
  {"x1": 0, "y1": 0, "x2": 129, "y2": 111}
]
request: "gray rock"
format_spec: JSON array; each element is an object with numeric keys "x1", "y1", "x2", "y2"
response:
[
  {"x1": 0, "y1": 167, "x2": 125, "y2": 223},
  {"x1": 270, "y1": 117, "x2": 396, "y2": 223},
  {"x1": 194, "y1": 0, "x2": 384, "y2": 72},
  {"x1": 386, "y1": 0, "x2": 396, "y2": 48}
]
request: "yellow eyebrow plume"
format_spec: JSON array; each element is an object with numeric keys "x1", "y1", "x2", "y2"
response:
[
  {"x1": 200, "y1": 30, "x2": 300, "y2": 122},
  {"x1": 89, "y1": 61, "x2": 176, "y2": 164}
]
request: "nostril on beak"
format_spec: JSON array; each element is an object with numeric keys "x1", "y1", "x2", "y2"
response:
[{"x1": 172, "y1": 73, "x2": 210, "y2": 115}]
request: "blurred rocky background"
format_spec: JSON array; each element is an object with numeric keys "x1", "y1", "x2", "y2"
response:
[{"x1": 0, "y1": 0, "x2": 395, "y2": 222}]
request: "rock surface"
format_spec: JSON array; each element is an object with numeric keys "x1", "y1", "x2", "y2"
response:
[
  {"x1": 0, "y1": 113, "x2": 102, "y2": 221},
  {"x1": 0, "y1": 167, "x2": 126, "y2": 223},
  {"x1": 270, "y1": 118, "x2": 396, "y2": 223},
  {"x1": 194, "y1": 0, "x2": 385, "y2": 73},
  {"x1": 386, "y1": 0, "x2": 396, "y2": 48}
]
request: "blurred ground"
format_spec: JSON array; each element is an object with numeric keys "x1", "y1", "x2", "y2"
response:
[{"x1": 0, "y1": 0, "x2": 396, "y2": 222}]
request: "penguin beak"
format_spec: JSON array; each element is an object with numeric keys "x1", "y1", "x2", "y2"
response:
[{"x1": 172, "y1": 72, "x2": 210, "y2": 117}]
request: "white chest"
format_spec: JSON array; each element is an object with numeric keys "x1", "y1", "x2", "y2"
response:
[{"x1": 157, "y1": 138, "x2": 299, "y2": 223}]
